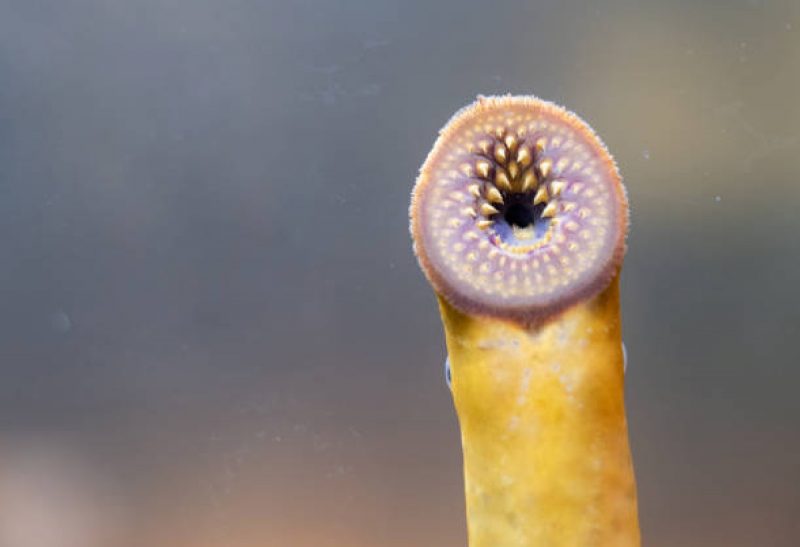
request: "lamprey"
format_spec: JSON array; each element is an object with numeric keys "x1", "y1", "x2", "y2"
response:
[{"x1": 410, "y1": 95, "x2": 639, "y2": 546}]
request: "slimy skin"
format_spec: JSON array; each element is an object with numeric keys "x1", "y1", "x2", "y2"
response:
[{"x1": 410, "y1": 95, "x2": 640, "y2": 546}]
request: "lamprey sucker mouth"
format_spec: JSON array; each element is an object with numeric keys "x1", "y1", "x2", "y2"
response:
[{"x1": 410, "y1": 95, "x2": 628, "y2": 324}]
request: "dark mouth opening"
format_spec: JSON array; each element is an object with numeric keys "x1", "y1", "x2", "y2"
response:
[
  {"x1": 503, "y1": 202, "x2": 535, "y2": 228},
  {"x1": 494, "y1": 195, "x2": 550, "y2": 246}
]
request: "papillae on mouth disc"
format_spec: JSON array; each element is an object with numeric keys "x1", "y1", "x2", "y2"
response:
[{"x1": 410, "y1": 95, "x2": 628, "y2": 322}]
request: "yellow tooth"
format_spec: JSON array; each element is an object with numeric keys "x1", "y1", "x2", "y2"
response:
[
  {"x1": 462, "y1": 207, "x2": 477, "y2": 218},
  {"x1": 507, "y1": 161, "x2": 519, "y2": 180},
  {"x1": 541, "y1": 201, "x2": 558, "y2": 218},
  {"x1": 550, "y1": 180, "x2": 567, "y2": 197},
  {"x1": 504, "y1": 134, "x2": 518, "y2": 151},
  {"x1": 562, "y1": 201, "x2": 577, "y2": 213},
  {"x1": 516, "y1": 146, "x2": 532, "y2": 166},
  {"x1": 495, "y1": 169, "x2": 512, "y2": 191},
  {"x1": 475, "y1": 159, "x2": 492, "y2": 179},
  {"x1": 520, "y1": 170, "x2": 538, "y2": 192},
  {"x1": 535, "y1": 137, "x2": 547, "y2": 152},
  {"x1": 477, "y1": 139, "x2": 491, "y2": 154},
  {"x1": 539, "y1": 158, "x2": 553, "y2": 178},
  {"x1": 533, "y1": 185, "x2": 549, "y2": 205},
  {"x1": 494, "y1": 143, "x2": 508, "y2": 164},
  {"x1": 467, "y1": 183, "x2": 481, "y2": 197},
  {"x1": 460, "y1": 163, "x2": 473, "y2": 176},
  {"x1": 486, "y1": 186, "x2": 504, "y2": 204},
  {"x1": 480, "y1": 202, "x2": 499, "y2": 216},
  {"x1": 477, "y1": 219, "x2": 493, "y2": 230}
]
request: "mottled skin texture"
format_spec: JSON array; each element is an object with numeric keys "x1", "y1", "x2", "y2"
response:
[
  {"x1": 410, "y1": 95, "x2": 640, "y2": 546},
  {"x1": 440, "y1": 279, "x2": 639, "y2": 546}
]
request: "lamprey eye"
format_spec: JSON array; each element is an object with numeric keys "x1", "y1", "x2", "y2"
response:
[
  {"x1": 410, "y1": 95, "x2": 628, "y2": 322},
  {"x1": 444, "y1": 356, "x2": 452, "y2": 390}
]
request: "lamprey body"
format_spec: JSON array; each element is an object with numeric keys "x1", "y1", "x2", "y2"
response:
[{"x1": 410, "y1": 95, "x2": 640, "y2": 546}]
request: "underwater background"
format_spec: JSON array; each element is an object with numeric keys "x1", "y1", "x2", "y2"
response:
[{"x1": 1, "y1": 0, "x2": 798, "y2": 545}]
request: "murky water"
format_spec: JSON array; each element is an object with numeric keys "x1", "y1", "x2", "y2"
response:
[{"x1": 1, "y1": 1, "x2": 798, "y2": 545}]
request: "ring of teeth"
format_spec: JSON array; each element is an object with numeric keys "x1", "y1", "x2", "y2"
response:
[
  {"x1": 462, "y1": 127, "x2": 574, "y2": 259},
  {"x1": 413, "y1": 96, "x2": 624, "y2": 308}
]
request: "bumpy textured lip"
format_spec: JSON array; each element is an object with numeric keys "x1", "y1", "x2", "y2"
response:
[{"x1": 410, "y1": 95, "x2": 629, "y2": 324}]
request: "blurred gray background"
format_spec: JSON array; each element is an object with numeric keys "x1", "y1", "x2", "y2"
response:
[{"x1": 1, "y1": 0, "x2": 798, "y2": 545}]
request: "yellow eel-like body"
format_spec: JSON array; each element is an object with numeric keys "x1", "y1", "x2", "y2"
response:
[{"x1": 410, "y1": 96, "x2": 640, "y2": 546}]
